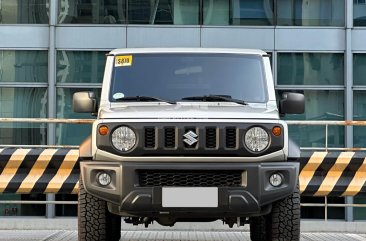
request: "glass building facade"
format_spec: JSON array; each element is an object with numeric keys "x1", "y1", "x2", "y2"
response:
[{"x1": 0, "y1": 0, "x2": 365, "y2": 220}]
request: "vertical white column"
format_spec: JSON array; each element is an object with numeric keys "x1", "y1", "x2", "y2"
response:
[
  {"x1": 46, "y1": 0, "x2": 57, "y2": 219},
  {"x1": 345, "y1": 0, "x2": 354, "y2": 222}
]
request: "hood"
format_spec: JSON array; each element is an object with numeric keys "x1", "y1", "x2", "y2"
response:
[{"x1": 98, "y1": 103, "x2": 279, "y2": 120}]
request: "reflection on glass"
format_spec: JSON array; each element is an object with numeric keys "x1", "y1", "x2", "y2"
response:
[
  {"x1": 58, "y1": 0, "x2": 126, "y2": 24},
  {"x1": 301, "y1": 196, "x2": 345, "y2": 219},
  {"x1": 56, "y1": 88, "x2": 101, "y2": 145},
  {"x1": 0, "y1": 51, "x2": 48, "y2": 83},
  {"x1": 57, "y1": 0, "x2": 347, "y2": 26},
  {"x1": 354, "y1": 197, "x2": 366, "y2": 220},
  {"x1": 353, "y1": 54, "x2": 366, "y2": 85},
  {"x1": 277, "y1": 90, "x2": 344, "y2": 148},
  {"x1": 354, "y1": 0, "x2": 366, "y2": 26},
  {"x1": 58, "y1": 0, "x2": 199, "y2": 25},
  {"x1": 111, "y1": 53, "x2": 267, "y2": 103},
  {"x1": 56, "y1": 194, "x2": 77, "y2": 216},
  {"x1": 128, "y1": 0, "x2": 199, "y2": 24},
  {"x1": 353, "y1": 91, "x2": 366, "y2": 147},
  {"x1": 277, "y1": 0, "x2": 344, "y2": 26},
  {"x1": 0, "y1": 0, "x2": 49, "y2": 24},
  {"x1": 56, "y1": 51, "x2": 106, "y2": 83},
  {"x1": 203, "y1": 0, "x2": 274, "y2": 25},
  {"x1": 277, "y1": 53, "x2": 344, "y2": 86},
  {"x1": 0, "y1": 194, "x2": 46, "y2": 216},
  {"x1": 0, "y1": 88, "x2": 47, "y2": 145}
]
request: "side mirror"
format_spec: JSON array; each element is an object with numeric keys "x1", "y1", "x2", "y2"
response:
[
  {"x1": 73, "y1": 91, "x2": 97, "y2": 114},
  {"x1": 279, "y1": 92, "x2": 304, "y2": 115}
]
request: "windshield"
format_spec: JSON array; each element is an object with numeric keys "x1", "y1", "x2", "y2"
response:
[{"x1": 109, "y1": 53, "x2": 267, "y2": 103}]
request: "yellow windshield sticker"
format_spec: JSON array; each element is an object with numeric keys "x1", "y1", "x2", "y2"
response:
[{"x1": 115, "y1": 55, "x2": 132, "y2": 67}]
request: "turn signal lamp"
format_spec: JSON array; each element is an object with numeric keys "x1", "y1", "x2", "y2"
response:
[
  {"x1": 99, "y1": 125, "x2": 109, "y2": 135},
  {"x1": 272, "y1": 126, "x2": 282, "y2": 136}
]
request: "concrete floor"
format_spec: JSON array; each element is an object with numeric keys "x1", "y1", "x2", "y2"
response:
[{"x1": 0, "y1": 230, "x2": 365, "y2": 241}]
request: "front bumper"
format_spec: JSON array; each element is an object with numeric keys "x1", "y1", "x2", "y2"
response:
[{"x1": 80, "y1": 161, "x2": 299, "y2": 218}]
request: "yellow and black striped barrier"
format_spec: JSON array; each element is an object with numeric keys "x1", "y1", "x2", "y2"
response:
[
  {"x1": 0, "y1": 148, "x2": 79, "y2": 194},
  {"x1": 0, "y1": 148, "x2": 365, "y2": 197},
  {"x1": 299, "y1": 151, "x2": 366, "y2": 197}
]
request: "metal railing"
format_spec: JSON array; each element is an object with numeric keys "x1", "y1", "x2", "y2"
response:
[
  {"x1": 0, "y1": 118, "x2": 94, "y2": 148},
  {"x1": 287, "y1": 120, "x2": 366, "y2": 151},
  {"x1": 0, "y1": 118, "x2": 365, "y2": 221},
  {"x1": 287, "y1": 120, "x2": 366, "y2": 220}
]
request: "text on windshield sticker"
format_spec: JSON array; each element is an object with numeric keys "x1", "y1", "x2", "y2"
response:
[{"x1": 115, "y1": 55, "x2": 132, "y2": 67}]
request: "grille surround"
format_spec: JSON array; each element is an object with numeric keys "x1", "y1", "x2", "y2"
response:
[
  {"x1": 96, "y1": 122, "x2": 284, "y2": 157},
  {"x1": 138, "y1": 170, "x2": 243, "y2": 187}
]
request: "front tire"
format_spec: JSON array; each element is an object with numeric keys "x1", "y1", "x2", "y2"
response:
[
  {"x1": 250, "y1": 184, "x2": 300, "y2": 241},
  {"x1": 78, "y1": 178, "x2": 121, "y2": 241}
]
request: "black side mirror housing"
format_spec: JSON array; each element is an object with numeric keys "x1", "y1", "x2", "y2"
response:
[
  {"x1": 279, "y1": 92, "x2": 305, "y2": 115},
  {"x1": 73, "y1": 91, "x2": 97, "y2": 115}
]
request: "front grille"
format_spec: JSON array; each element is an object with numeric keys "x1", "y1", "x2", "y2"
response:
[
  {"x1": 144, "y1": 127, "x2": 155, "y2": 148},
  {"x1": 164, "y1": 127, "x2": 176, "y2": 148},
  {"x1": 225, "y1": 127, "x2": 237, "y2": 148},
  {"x1": 138, "y1": 170, "x2": 242, "y2": 187},
  {"x1": 206, "y1": 127, "x2": 217, "y2": 148}
]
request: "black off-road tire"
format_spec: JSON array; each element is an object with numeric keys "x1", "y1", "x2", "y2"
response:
[
  {"x1": 78, "y1": 178, "x2": 121, "y2": 241},
  {"x1": 250, "y1": 185, "x2": 300, "y2": 241},
  {"x1": 250, "y1": 215, "x2": 267, "y2": 241}
]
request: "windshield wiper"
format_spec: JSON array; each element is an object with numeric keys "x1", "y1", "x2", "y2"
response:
[
  {"x1": 181, "y1": 95, "x2": 247, "y2": 105},
  {"x1": 115, "y1": 96, "x2": 176, "y2": 104}
]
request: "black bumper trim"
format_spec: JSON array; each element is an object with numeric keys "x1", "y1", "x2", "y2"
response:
[{"x1": 81, "y1": 161, "x2": 299, "y2": 217}]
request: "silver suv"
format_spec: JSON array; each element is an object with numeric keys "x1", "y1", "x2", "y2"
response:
[{"x1": 73, "y1": 48, "x2": 304, "y2": 241}]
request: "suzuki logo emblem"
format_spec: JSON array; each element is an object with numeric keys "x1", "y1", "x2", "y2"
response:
[{"x1": 183, "y1": 130, "x2": 198, "y2": 146}]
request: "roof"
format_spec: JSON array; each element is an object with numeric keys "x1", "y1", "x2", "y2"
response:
[{"x1": 108, "y1": 48, "x2": 267, "y2": 56}]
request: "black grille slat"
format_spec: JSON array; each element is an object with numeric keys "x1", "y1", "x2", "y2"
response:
[
  {"x1": 226, "y1": 127, "x2": 237, "y2": 149},
  {"x1": 164, "y1": 127, "x2": 176, "y2": 148},
  {"x1": 206, "y1": 127, "x2": 217, "y2": 148},
  {"x1": 139, "y1": 170, "x2": 242, "y2": 187},
  {"x1": 144, "y1": 127, "x2": 155, "y2": 148}
]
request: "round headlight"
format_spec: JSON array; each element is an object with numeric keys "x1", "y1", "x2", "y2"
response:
[
  {"x1": 244, "y1": 127, "x2": 269, "y2": 153},
  {"x1": 111, "y1": 126, "x2": 137, "y2": 152}
]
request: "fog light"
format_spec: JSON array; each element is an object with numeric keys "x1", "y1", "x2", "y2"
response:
[
  {"x1": 269, "y1": 173, "x2": 283, "y2": 187},
  {"x1": 97, "y1": 172, "x2": 111, "y2": 186}
]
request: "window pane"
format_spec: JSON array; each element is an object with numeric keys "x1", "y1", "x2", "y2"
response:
[
  {"x1": 56, "y1": 51, "x2": 106, "y2": 84},
  {"x1": 277, "y1": 53, "x2": 344, "y2": 86},
  {"x1": 58, "y1": 0, "x2": 199, "y2": 25},
  {"x1": 353, "y1": 91, "x2": 366, "y2": 147},
  {"x1": 353, "y1": 54, "x2": 366, "y2": 85},
  {"x1": 55, "y1": 194, "x2": 77, "y2": 217},
  {"x1": 277, "y1": 0, "x2": 344, "y2": 26},
  {"x1": 204, "y1": 0, "x2": 274, "y2": 25},
  {"x1": 301, "y1": 196, "x2": 345, "y2": 219},
  {"x1": 128, "y1": 0, "x2": 199, "y2": 24},
  {"x1": 0, "y1": 194, "x2": 46, "y2": 216},
  {"x1": 56, "y1": 88, "x2": 101, "y2": 145},
  {"x1": 0, "y1": 51, "x2": 48, "y2": 83},
  {"x1": 58, "y1": 0, "x2": 127, "y2": 24},
  {"x1": 354, "y1": 0, "x2": 366, "y2": 26},
  {"x1": 278, "y1": 90, "x2": 344, "y2": 148},
  {"x1": 0, "y1": 0, "x2": 49, "y2": 24},
  {"x1": 0, "y1": 88, "x2": 47, "y2": 145},
  {"x1": 354, "y1": 197, "x2": 366, "y2": 220}
]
